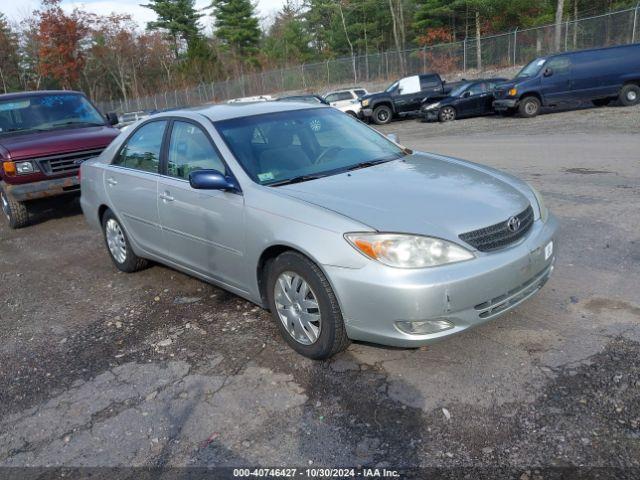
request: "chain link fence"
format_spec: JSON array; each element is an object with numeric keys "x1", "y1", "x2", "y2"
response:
[{"x1": 97, "y1": 6, "x2": 640, "y2": 115}]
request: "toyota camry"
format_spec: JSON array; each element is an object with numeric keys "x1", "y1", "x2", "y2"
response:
[{"x1": 80, "y1": 102, "x2": 557, "y2": 359}]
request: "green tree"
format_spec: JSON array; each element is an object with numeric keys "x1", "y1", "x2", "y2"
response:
[
  {"x1": 142, "y1": 0, "x2": 204, "y2": 58},
  {"x1": 264, "y1": 1, "x2": 313, "y2": 66},
  {"x1": 210, "y1": 0, "x2": 261, "y2": 68},
  {"x1": 0, "y1": 13, "x2": 21, "y2": 93}
]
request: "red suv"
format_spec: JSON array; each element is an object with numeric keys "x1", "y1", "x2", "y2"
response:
[{"x1": 0, "y1": 91, "x2": 120, "y2": 228}]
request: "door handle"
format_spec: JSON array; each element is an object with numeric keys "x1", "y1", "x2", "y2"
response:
[
  {"x1": 107, "y1": 177, "x2": 117, "y2": 186},
  {"x1": 159, "y1": 192, "x2": 174, "y2": 202}
]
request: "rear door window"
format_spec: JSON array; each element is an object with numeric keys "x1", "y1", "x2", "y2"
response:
[{"x1": 113, "y1": 121, "x2": 166, "y2": 173}]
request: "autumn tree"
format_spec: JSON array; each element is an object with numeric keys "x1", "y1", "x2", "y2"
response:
[
  {"x1": 0, "y1": 14, "x2": 21, "y2": 93},
  {"x1": 35, "y1": 0, "x2": 90, "y2": 89}
]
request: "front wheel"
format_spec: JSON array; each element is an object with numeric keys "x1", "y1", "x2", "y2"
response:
[
  {"x1": 438, "y1": 106, "x2": 456, "y2": 122},
  {"x1": 619, "y1": 84, "x2": 640, "y2": 106},
  {"x1": 518, "y1": 96, "x2": 541, "y2": 118},
  {"x1": 266, "y1": 251, "x2": 350, "y2": 359},
  {"x1": 372, "y1": 105, "x2": 393, "y2": 125},
  {"x1": 101, "y1": 209, "x2": 149, "y2": 272},
  {"x1": 0, "y1": 184, "x2": 29, "y2": 229}
]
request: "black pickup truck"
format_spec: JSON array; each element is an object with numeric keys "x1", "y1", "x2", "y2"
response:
[{"x1": 360, "y1": 73, "x2": 462, "y2": 124}]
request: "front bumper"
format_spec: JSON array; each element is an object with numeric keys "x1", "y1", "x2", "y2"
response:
[
  {"x1": 3, "y1": 176, "x2": 80, "y2": 202},
  {"x1": 493, "y1": 99, "x2": 518, "y2": 111},
  {"x1": 361, "y1": 108, "x2": 373, "y2": 118},
  {"x1": 325, "y1": 214, "x2": 558, "y2": 347},
  {"x1": 422, "y1": 108, "x2": 440, "y2": 121}
]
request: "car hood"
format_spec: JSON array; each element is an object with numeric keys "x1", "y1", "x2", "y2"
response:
[
  {"x1": 277, "y1": 153, "x2": 531, "y2": 243},
  {"x1": 0, "y1": 126, "x2": 119, "y2": 160},
  {"x1": 360, "y1": 91, "x2": 388, "y2": 102}
]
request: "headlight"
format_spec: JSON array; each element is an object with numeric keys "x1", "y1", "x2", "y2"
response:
[
  {"x1": 508, "y1": 88, "x2": 518, "y2": 97},
  {"x1": 424, "y1": 102, "x2": 441, "y2": 110},
  {"x1": 345, "y1": 233, "x2": 474, "y2": 268},
  {"x1": 528, "y1": 184, "x2": 548, "y2": 222},
  {"x1": 15, "y1": 161, "x2": 35, "y2": 174},
  {"x1": 361, "y1": 99, "x2": 370, "y2": 107}
]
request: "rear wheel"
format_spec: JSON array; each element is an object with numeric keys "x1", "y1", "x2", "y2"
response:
[
  {"x1": 0, "y1": 184, "x2": 29, "y2": 229},
  {"x1": 438, "y1": 106, "x2": 456, "y2": 122},
  {"x1": 619, "y1": 84, "x2": 640, "y2": 106},
  {"x1": 101, "y1": 209, "x2": 149, "y2": 272},
  {"x1": 518, "y1": 96, "x2": 541, "y2": 118},
  {"x1": 266, "y1": 251, "x2": 350, "y2": 359},
  {"x1": 372, "y1": 105, "x2": 393, "y2": 125}
]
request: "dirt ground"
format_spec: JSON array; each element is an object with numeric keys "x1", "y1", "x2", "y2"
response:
[{"x1": 1, "y1": 103, "x2": 639, "y2": 475}]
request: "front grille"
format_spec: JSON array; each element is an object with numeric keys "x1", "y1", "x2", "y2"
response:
[
  {"x1": 474, "y1": 262, "x2": 553, "y2": 319},
  {"x1": 34, "y1": 148, "x2": 104, "y2": 176},
  {"x1": 459, "y1": 205, "x2": 534, "y2": 252}
]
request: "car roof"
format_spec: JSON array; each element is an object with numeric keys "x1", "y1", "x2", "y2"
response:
[
  {"x1": 0, "y1": 90, "x2": 86, "y2": 100},
  {"x1": 167, "y1": 101, "x2": 328, "y2": 122}
]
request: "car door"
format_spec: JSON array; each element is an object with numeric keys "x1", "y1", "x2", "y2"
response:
[
  {"x1": 540, "y1": 56, "x2": 574, "y2": 105},
  {"x1": 393, "y1": 75, "x2": 423, "y2": 112},
  {"x1": 457, "y1": 83, "x2": 486, "y2": 116},
  {"x1": 156, "y1": 119, "x2": 245, "y2": 288},
  {"x1": 104, "y1": 120, "x2": 167, "y2": 255}
]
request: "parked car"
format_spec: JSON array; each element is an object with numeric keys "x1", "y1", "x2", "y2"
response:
[
  {"x1": 421, "y1": 78, "x2": 508, "y2": 122},
  {"x1": 323, "y1": 87, "x2": 369, "y2": 117},
  {"x1": 275, "y1": 94, "x2": 327, "y2": 104},
  {"x1": 0, "y1": 91, "x2": 120, "y2": 228},
  {"x1": 493, "y1": 43, "x2": 640, "y2": 117},
  {"x1": 360, "y1": 73, "x2": 463, "y2": 124},
  {"x1": 80, "y1": 101, "x2": 557, "y2": 359},
  {"x1": 227, "y1": 95, "x2": 273, "y2": 103}
]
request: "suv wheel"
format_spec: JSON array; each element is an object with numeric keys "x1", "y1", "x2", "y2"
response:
[
  {"x1": 438, "y1": 106, "x2": 456, "y2": 122},
  {"x1": 101, "y1": 209, "x2": 149, "y2": 272},
  {"x1": 266, "y1": 251, "x2": 350, "y2": 359},
  {"x1": 372, "y1": 105, "x2": 392, "y2": 125},
  {"x1": 0, "y1": 184, "x2": 29, "y2": 229},
  {"x1": 518, "y1": 96, "x2": 541, "y2": 118},
  {"x1": 619, "y1": 84, "x2": 640, "y2": 106}
]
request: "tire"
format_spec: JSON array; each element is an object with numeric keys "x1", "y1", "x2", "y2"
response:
[
  {"x1": 438, "y1": 106, "x2": 456, "y2": 122},
  {"x1": 592, "y1": 98, "x2": 611, "y2": 107},
  {"x1": 372, "y1": 105, "x2": 393, "y2": 125},
  {"x1": 346, "y1": 110, "x2": 358, "y2": 117},
  {"x1": 101, "y1": 209, "x2": 149, "y2": 273},
  {"x1": 619, "y1": 84, "x2": 640, "y2": 106},
  {"x1": 0, "y1": 184, "x2": 29, "y2": 229},
  {"x1": 266, "y1": 250, "x2": 350, "y2": 359},
  {"x1": 518, "y1": 96, "x2": 541, "y2": 118}
]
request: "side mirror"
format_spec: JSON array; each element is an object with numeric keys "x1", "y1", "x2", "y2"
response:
[
  {"x1": 387, "y1": 133, "x2": 400, "y2": 143},
  {"x1": 105, "y1": 112, "x2": 119, "y2": 126},
  {"x1": 189, "y1": 169, "x2": 239, "y2": 192},
  {"x1": 543, "y1": 67, "x2": 553, "y2": 77},
  {"x1": 462, "y1": 91, "x2": 472, "y2": 98}
]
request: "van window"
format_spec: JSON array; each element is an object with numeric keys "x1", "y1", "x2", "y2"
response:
[
  {"x1": 546, "y1": 57, "x2": 572, "y2": 75},
  {"x1": 354, "y1": 89, "x2": 367, "y2": 97}
]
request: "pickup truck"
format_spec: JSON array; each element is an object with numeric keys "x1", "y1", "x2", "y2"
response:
[
  {"x1": 0, "y1": 91, "x2": 120, "y2": 228},
  {"x1": 360, "y1": 73, "x2": 462, "y2": 124}
]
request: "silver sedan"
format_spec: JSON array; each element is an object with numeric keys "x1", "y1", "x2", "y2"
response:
[{"x1": 80, "y1": 102, "x2": 557, "y2": 359}]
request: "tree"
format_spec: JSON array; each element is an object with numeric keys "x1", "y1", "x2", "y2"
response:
[
  {"x1": 36, "y1": 0, "x2": 90, "y2": 89},
  {"x1": 142, "y1": 0, "x2": 204, "y2": 58},
  {"x1": 210, "y1": 0, "x2": 261, "y2": 69},
  {"x1": 554, "y1": 0, "x2": 565, "y2": 51},
  {"x1": 263, "y1": 1, "x2": 313, "y2": 67},
  {"x1": 0, "y1": 14, "x2": 21, "y2": 93}
]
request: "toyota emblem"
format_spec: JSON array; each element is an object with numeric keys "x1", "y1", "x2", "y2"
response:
[{"x1": 507, "y1": 216, "x2": 521, "y2": 232}]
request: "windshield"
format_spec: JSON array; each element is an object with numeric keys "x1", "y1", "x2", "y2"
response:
[
  {"x1": 0, "y1": 93, "x2": 106, "y2": 136},
  {"x1": 385, "y1": 81, "x2": 399, "y2": 93},
  {"x1": 448, "y1": 82, "x2": 472, "y2": 97},
  {"x1": 516, "y1": 58, "x2": 547, "y2": 78},
  {"x1": 215, "y1": 108, "x2": 406, "y2": 186}
]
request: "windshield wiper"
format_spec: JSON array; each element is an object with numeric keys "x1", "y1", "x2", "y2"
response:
[
  {"x1": 345, "y1": 155, "x2": 400, "y2": 172},
  {"x1": 268, "y1": 173, "x2": 328, "y2": 187},
  {"x1": 51, "y1": 121, "x2": 105, "y2": 128}
]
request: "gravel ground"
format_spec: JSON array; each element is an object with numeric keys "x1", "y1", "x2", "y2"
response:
[{"x1": 0, "y1": 103, "x2": 639, "y2": 476}]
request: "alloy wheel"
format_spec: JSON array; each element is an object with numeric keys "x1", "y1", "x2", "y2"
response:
[
  {"x1": 627, "y1": 90, "x2": 637, "y2": 102},
  {"x1": 377, "y1": 110, "x2": 389, "y2": 122},
  {"x1": 105, "y1": 218, "x2": 127, "y2": 264},
  {"x1": 525, "y1": 102, "x2": 538, "y2": 115},
  {"x1": 274, "y1": 271, "x2": 321, "y2": 345},
  {"x1": 441, "y1": 107, "x2": 455, "y2": 121}
]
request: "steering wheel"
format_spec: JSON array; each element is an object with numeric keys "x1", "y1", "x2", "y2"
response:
[{"x1": 315, "y1": 146, "x2": 343, "y2": 164}]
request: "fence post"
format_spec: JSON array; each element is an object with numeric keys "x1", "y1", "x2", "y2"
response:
[
  {"x1": 633, "y1": 3, "x2": 639, "y2": 43},
  {"x1": 564, "y1": 20, "x2": 569, "y2": 51},
  {"x1": 513, "y1": 27, "x2": 518, "y2": 65}
]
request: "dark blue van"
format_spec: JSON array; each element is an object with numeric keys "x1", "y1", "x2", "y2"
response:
[{"x1": 493, "y1": 43, "x2": 640, "y2": 117}]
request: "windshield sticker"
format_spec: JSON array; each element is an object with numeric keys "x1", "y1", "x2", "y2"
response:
[
  {"x1": 0, "y1": 100, "x2": 30, "y2": 111},
  {"x1": 258, "y1": 172, "x2": 275, "y2": 182},
  {"x1": 309, "y1": 119, "x2": 322, "y2": 131}
]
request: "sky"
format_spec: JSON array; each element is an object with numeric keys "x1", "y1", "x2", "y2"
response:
[{"x1": 1, "y1": 0, "x2": 287, "y2": 31}]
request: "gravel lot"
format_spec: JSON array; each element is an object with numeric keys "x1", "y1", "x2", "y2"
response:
[{"x1": 1, "y1": 104, "x2": 639, "y2": 474}]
